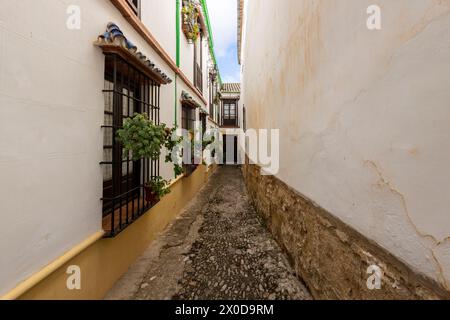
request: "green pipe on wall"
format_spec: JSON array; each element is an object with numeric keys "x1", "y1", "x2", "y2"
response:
[
  {"x1": 200, "y1": 0, "x2": 222, "y2": 84},
  {"x1": 176, "y1": 0, "x2": 181, "y2": 67},
  {"x1": 174, "y1": 0, "x2": 181, "y2": 126}
]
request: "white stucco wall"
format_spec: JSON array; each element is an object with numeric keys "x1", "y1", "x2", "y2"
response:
[
  {"x1": 142, "y1": 0, "x2": 176, "y2": 61},
  {"x1": 242, "y1": 0, "x2": 450, "y2": 289},
  {"x1": 0, "y1": 0, "x2": 215, "y2": 295}
]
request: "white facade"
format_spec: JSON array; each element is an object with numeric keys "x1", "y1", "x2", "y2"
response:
[
  {"x1": 241, "y1": 0, "x2": 450, "y2": 289},
  {"x1": 0, "y1": 0, "x2": 220, "y2": 295}
]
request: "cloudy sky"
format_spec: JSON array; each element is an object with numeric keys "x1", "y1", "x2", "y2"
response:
[{"x1": 206, "y1": 0, "x2": 241, "y2": 83}]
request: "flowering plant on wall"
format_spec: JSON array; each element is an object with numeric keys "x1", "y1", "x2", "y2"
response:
[{"x1": 181, "y1": 0, "x2": 201, "y2": 43}]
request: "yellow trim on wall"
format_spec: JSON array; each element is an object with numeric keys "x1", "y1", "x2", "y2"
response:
[
  {"x1": 1, "y1": 165, "x2": 216, "y2": 300},
  {"x1": 1, "y1": 231, "x2": 105, "y2": 300}
]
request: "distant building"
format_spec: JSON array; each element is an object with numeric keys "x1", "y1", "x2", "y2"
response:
[{"x1": 218, "y1": 83, "x2": 242, "y2": 165}]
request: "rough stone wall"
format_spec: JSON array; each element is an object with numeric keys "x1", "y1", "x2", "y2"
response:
[{"x1": 242, "y1": 164, "x2": 450, "y2": 300}]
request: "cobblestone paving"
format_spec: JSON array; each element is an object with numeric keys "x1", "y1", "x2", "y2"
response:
[{"x1": 106, "y1": 166, "x2": 311, "y2": 300}]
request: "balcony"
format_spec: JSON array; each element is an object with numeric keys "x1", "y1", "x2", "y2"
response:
[
  {"x1": 220, "y1": 100, "x2": 239, "y2": 128},
  {"x1": 221, "y1": 118, "x2": 239, "y2": 128}
]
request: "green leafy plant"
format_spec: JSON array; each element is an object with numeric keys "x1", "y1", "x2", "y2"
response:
[
  {"x1": 116, "y1": 114, "x2": 167, "y2": 161},
  {"x1": 174, "y1": 164, "x2": 184, "y2": 177},
  {"x1": 145, "y1": 177, "x2": 170, "y2": 201},
  {"x1": 163, "y1": 126, "x2": 184, "y2": 177},
  {"x1": 116, "y1": 114, "x2": 184, "y2": 203}
]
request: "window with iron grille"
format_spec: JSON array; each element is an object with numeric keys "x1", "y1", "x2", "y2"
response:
[
  {"x1": 101, "y1": 54, "x2": 160, "y2": 237},
  {"x1": 182, "y1": 104, "x2": 196, "y2": 131},
  {"x1": 126, "y1": 0, "x2": 141, "y2": 17}
]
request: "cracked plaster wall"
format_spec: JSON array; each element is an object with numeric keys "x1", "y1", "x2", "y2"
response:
[{"x1": 241, "y1": 0, "x2": 450, "y2": 289}]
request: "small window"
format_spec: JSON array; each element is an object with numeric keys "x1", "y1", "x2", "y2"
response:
[{"x1": 126, "y1": 0, "x2": 141, "y2": 17}]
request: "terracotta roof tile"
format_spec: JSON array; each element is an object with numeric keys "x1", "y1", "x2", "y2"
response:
[
  {"x1": 95, "y1": 23, "x2": 172, "y2": 84},
  {"x1": 221, "y1": 83, "x2": 241, "y2": 93}
]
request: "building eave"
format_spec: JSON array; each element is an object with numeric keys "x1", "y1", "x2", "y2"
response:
[{"x1": 237, "y1": 0, "x2": 244, "y2": 65}]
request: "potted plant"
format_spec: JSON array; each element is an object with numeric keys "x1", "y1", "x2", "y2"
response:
[
  {"x1": 116, "y1": 114, "x2": 167, "y2": 161},
  {"x1": 181, "y1": 0, "x2": 200, "y2": 43},
  {"x1": 116, "y1": 114, "x2": 183, "y2": 203},
  {"x1": 144, "y1": 177, "x2": 170, "y2": 205}
]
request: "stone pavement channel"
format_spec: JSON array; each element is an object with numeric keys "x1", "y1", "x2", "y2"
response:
[{"x1": 105, "y1": 166, "x2": 311, "y2": 300}]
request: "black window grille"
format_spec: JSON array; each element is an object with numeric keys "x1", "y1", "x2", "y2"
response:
[
  {"x1": 182, "y1": 104, "x2": 196, "y2": 131},
  {"x1": 101, "y1": 54, "x2": 160, "y2": 237}
]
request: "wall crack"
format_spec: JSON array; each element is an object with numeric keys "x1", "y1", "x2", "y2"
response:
[{"x1": 364, "y1": 160, "x2": 449, "y2": 289}]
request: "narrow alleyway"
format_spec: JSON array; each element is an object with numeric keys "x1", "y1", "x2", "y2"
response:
[{"x1": 106, "y1": 166, "x2": 311, "y2": 300}]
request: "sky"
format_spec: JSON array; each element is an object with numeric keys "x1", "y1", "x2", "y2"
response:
[{"x1": 206, "y1": 0, "x2": 241, "y2": 83}]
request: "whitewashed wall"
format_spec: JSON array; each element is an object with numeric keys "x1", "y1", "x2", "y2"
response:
[
  {"x1": 0, "y1": 0, "x2": 214, "y2": 295},
  {"x1": 242, "y1": 0, "x2": 450, "y2": 289}
]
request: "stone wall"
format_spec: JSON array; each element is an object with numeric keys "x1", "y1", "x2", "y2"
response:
[{"x1": 242, "y1": 164, "x2": 449, "y2": 300}]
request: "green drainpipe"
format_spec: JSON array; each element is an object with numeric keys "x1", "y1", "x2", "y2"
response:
[
  {"x1": 174, "y1": 0, "x2": 181, "y2": 126},
  {"x1": 176, "y1": 0, "x2": 181, "y2": 67},
  {"x1": 200, "y1": 0, "x2": 222, "y2": 84}
]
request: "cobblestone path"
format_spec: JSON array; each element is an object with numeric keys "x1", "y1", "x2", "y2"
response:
[{"x1": 106, "y1": 166, "x2": 311, "y2": 300}]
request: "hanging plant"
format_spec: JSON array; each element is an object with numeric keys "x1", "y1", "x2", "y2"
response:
[{"x1": 181, "y1": 0, "x2": 201, "y2": 43}]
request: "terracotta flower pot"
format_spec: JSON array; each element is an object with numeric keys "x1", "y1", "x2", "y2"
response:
[{"x1": 144, "y1": 185, "x2": 160, "y2": 204}]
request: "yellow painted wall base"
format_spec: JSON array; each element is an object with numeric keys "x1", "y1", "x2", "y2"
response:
[{"x1": 12, "y1": 165, "x2": 215, "y2": 300}]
